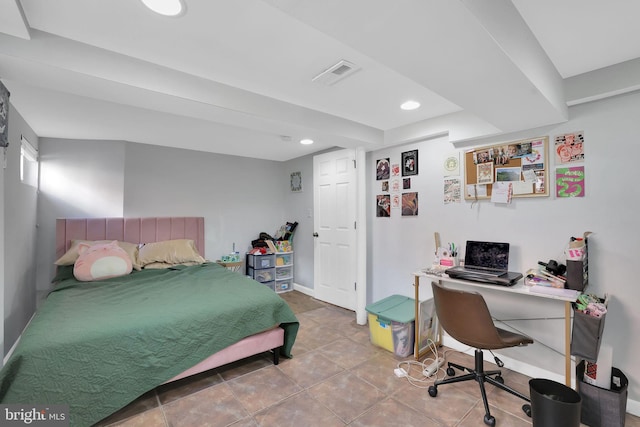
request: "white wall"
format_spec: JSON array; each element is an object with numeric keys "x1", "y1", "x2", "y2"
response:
[{"x1": 367, "y1": 90, "x2": 640, "y2": 404}]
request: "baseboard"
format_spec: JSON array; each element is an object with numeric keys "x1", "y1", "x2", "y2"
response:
[
  {"x1": 3, "y1": 313, "x2": 36, "y2": 366},
  {"x1": 442, "y1": 336, "x2": 640, "y2": 417},
  {"x1": 292, "y1": 282, "x2": 314, "y2": 297}
]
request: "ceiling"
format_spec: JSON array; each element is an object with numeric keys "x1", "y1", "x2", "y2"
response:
[{"x1": 1, "y1": 0, "x2": 639, "y2": 161}]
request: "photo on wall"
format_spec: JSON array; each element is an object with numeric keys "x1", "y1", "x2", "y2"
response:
[
  {"x1": 376, "y1": 158, "x2": 390, "y2": 180},
  {"x1": 401, "y1": 150, "x2": 418, "y2": 176},
  {"x1": 556, "y1": 166, "x2": 585, "y2": 197},
  {"x1": 376, "y1": 194, "x2": 391, "y2": 217},
  {"x1": 555, "y1": 131, "x2": 585, "y2": 164},
  {"x1": 401, "y1": 192, "x2": 418, "y2": 216},
  {"x1": 477, "y1": 162, "x2": 494, "y2": 184},
  {"x1": 290, "y1": 171, "x2": 303, "y2": 192},
  {"x1": 496, "y1": 167, "x2": 522, "y2": 182}
]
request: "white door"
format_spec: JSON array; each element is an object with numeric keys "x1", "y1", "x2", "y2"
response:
[{"x1": 313, "y1": 149, "x2": 357, "y2": 310}]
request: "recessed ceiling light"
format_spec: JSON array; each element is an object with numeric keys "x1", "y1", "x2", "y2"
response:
[
  {"x1": 400, "y1": 100, "x2": 421, "y2": 111},
  {"x1": 140, "y1": 0, "x2": 185, "y2": 17},
  {"x1": 300, "y1": 139, "x2": 314, "y2": 145}
]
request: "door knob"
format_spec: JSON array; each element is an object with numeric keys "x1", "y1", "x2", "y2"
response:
[{"x1": 313, "y1": 232, "x2": 319, "y2": 237}]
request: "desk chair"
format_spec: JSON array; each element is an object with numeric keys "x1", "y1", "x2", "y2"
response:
[{"x1": 428, "y1": 282, "x2": 533, "y2": 426}]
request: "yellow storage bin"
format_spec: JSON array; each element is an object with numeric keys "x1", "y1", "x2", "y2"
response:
[{"x1": 366, "y1": 295, "x2": 415, "y2": 357}]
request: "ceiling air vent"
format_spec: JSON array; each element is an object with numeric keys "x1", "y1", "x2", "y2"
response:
[{"x1": 312, "y1": 60, "x2": 360, "y2": 86}]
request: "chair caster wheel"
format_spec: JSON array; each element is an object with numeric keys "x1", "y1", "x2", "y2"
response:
[
  {"x1": 522, "y1": 404, "x2": 532, "y2": 417},
  {"x1": 446, "y1": 367, "x2": 456, "y2": 377},
  {"x1": 494, "y1": 375, "x2": 504, "y2": 384},
  {"x1": 428, "y1": 386, "x2": 437, "y2": 397},
  {"x1": 484, "y1": 414, "x2": 496, "y2": 426}
]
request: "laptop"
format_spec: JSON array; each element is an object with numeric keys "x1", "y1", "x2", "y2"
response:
[{"x1": 445, "y1": 241, "x2": 523, "y2": 286}]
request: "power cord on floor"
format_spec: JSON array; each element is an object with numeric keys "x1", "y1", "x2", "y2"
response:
[{"x1": 394, "y1": 339, "x2": 447, "y2": 388}]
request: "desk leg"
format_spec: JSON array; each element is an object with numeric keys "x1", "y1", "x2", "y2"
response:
[
  {"x1": 414, "y1": 275, "x2": 420, "y2": 360},
  {"x1": 565, "y1": 301, "x2": 571, "y2": 387}
]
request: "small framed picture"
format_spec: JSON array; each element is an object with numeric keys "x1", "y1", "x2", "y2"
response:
[
  {"x1": 402, "y1": 150, "x2": 418, "y2": 176},
  {"x1": 290, "y1": 171, "x2": 303, "y2": 192},
  {"x1": 376, "y1": 158, "x2": 390, "y2": 180},
  {"x1": 477, "y1": 162, "x2": 494, "y2": 185}
]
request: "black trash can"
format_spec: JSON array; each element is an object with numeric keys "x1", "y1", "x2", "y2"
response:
[{"x1": 529, "y1": 378, "x2": 581, "y2": 427}]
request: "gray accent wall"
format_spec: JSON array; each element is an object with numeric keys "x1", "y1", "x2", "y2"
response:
[
  {"x1": 282, "y1": 153, "x2": 315, "y2": 289},
  {"x1": 122, "y1": 142, "x2": 288, "y2": 261},
  {"x1": 35, "y1": 140, "x2": 293, "y2": 295},
  {"x1": 3, "y1": 106, "x2": 39, "y2": 356},
  {"x1": 36, "y1": 138, "x2": 126, "y2": 294}
]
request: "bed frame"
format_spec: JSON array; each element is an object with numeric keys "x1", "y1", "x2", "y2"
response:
[{"x1": 55, "y1": 217, "x2": 284, "y2": 383}]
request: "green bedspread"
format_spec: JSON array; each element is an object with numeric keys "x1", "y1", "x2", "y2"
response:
[{"x1": 0, "y1": 263, "x2": 299, "y2": 426}]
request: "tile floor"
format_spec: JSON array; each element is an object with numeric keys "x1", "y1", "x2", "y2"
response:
[{"x1": 96, "y1": 291, "x2": 639, "y2": 427}]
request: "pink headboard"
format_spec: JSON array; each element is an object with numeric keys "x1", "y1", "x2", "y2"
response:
[{"x1": 56, "y1": 217, "x2": 205, "y2": 260}]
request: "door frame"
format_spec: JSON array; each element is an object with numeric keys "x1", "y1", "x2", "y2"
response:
[
  {"x1": 312, "y1": 147, "x2": 367, "y2": 325},
  {"x1": 355, "y1": 147, "x2": 366, "y2": 325}
]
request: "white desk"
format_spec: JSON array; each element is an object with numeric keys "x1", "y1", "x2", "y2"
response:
[{"x1": 413, "y1": 270, "x2": 580, "y2": 387}]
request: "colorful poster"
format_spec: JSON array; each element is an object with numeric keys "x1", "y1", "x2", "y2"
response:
[
  {"x1": 376, "y1": 158, "x2": 390, "y2": 180},
  {"x1": 522, "y1": 138, "x2": 545, "y2": 169},
  {"x1": 376, "y1": 194, "x2": 391, "y2": 217},
  {"x1": 555, "y1": 131, "x2": 584, "y2": 164},
  {"x1": 401, "y1": 150, "x2": 418, "y2": 176},
  {"x1": 444, "y1": 178, "x2": 461, "y2": 204},
  {"x1": 391, "y1": 163, "x2": 400, "y2": 177},
  {"x1": 556, "y1": 166, "x2": 585, "y2": 197},
  {"x1": 401, "y1": 192, "x2": 419, "y2": 216}
]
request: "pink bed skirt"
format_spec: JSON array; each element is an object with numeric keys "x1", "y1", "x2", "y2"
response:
[{"x1": 165, "y1": 327, "x2": 285, "y2": 383}]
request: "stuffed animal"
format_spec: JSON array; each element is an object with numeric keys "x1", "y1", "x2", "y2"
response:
[{"x1": 73, "y1": 240, "x2": 133, "y2": 282}]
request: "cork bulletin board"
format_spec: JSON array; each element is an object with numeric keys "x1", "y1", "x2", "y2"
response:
[{"x1": 464, "y1": 136, "x2": 549, "y2": 201}]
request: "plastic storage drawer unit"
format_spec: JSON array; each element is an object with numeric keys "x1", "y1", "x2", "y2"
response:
[
  {"x1": 248, "y1": 267, "x2": 275, "y2": 283},
  {"x1": 247, "y1": 254, "x2": 276, "y2": 269},
  {"x1": 275, "y1": 279, "x2": 292, "y2": 293},
  {"x1": 276, "y1": 266, "x2": 293, "y2": 279},
  {"x1": 261, "y1": 281, "x2": 276, "y2": 292},
  {"x1": 365, "y1": 295, "x2": 415, "y2": 357}
]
